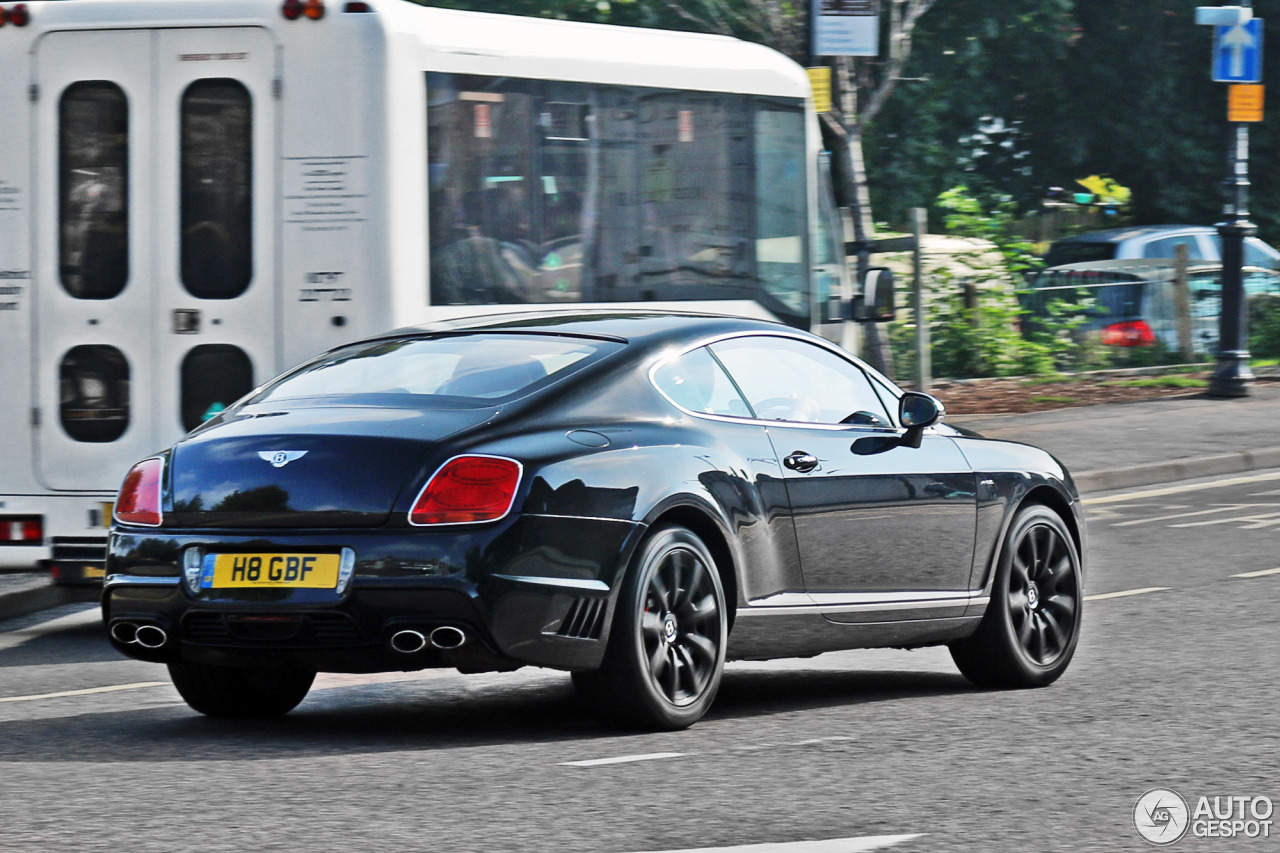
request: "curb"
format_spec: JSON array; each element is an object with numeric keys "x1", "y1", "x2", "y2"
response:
[
  {"x1": 1074, "y1": 445, "x2": 1280, "y2": 495},
  {"x1": 0, "y1": 577, "x2": 97, "y2": 624}
]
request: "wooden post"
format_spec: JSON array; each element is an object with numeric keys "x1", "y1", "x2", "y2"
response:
[
  {"x1": 912, "y1": 208, "x2": 930, "y2": 391},
  {"x1": 1173, "y1": 242, "x2": 1194, "y2": 362}
]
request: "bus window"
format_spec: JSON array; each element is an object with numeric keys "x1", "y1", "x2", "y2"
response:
[
  {"x1": 638, "y1": 92, "x2": 754, "y2": 301},
  {"x1": 59, "y1": 345, "x2": 130, "y2": 443},
  {"x1": 426, "y1": 74, "x2": 808, "y2": 326},
  {"x1": 181, "y1": 79, "x2": 253, "y2": 299},
  {"x1": 59, "y1": 82, "x2": 129, "y2": 300},
  {"x1": 181, "y1": 345, "x2": 254, "y2": 431},
  {"x1": 755, "y1": 108, "x2": 807, "y2": 318}
]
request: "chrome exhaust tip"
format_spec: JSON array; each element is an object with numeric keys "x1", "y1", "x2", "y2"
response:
[
  {"x1": 429, "y1": 625, "x2": 466, "y2": 650},
  {"x1": 134, "y1": 624, "x2": 169, "y2": 649},
  {"x1": 389, "y1": 629, "x2": 428, "y2": 654},
  {"x1": 110, "y1": 621, "x2": 138, "y2": 644}
]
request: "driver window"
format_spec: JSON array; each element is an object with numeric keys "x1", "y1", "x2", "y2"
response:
[{"x1": 710, "y1": 336, "x2": 890, "y2": 426}]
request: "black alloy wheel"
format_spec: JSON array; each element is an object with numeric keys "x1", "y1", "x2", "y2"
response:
[
  {"x1": 950, "y1": 503, "x2": 1082, "y2": 688},
  {"x1": 168, "y1": 661, "x2": 316, "y2": 717},
  {"x1": 573, "y1": 525, "x2": 727, "y2": 730}
]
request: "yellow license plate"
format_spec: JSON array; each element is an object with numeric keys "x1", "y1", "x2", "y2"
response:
[{"x1": 202, "y1": 553, "x2": 340, "y2": 589}]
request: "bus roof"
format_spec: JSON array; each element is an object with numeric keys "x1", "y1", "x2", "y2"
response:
[{"x1": 22, "y1": 0, "x2": 811, "y2": 100}]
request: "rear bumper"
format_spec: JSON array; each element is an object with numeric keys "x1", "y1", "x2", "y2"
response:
[{"x1": 103, "y1": 514, "x2": 643, "y2": 673}]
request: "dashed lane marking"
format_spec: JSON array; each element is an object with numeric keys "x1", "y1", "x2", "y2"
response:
[
  {"x1": 1083, "y1": 470, "x2": 1280, "y2": 506},
  {"x1": 1083, "y1": 587, "x2": 1170, "y2": 602},
  {"x1": 626, "y1": 834, "x2": 923, "y2": 852},
  {"x1": 0, "y1": 682, "x2": 167, "y2": 704},
  {"x1": 1232, "y1": 567, "x2": 1280, "y2": 578},
  {"x1": 560, "y1": 752, "x2": 687, "y2": 767}
]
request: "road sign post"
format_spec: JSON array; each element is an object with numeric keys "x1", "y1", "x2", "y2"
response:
[{"x1": 1199, "y1": 4, "x2": 1262, "y2": 397}]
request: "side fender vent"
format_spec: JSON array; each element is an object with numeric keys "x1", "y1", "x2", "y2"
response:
[{"x1": 557, "y1": 597, "x2": 607, "y2": 640}]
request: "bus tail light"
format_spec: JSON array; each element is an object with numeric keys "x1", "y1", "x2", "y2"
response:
[
  {"x1": 1, "y1": 5, "x2": 32, "y2": 27},
  {"x1": 283, "y1": 0, "x2": 325, "y2": 20},
  {"x1": 115, "y1": 458, "x2": 165, "y2": 527},
  {"x1": 409, "y1": 456, "x2": 522, "y2": 526},
  {"x1": 0, "y1": 517, "x2": 43, "y2": 544},
  {"x1": 1101, "y1": 321, "x2": 1157, "y2": 347},
  {"x1": 343, "y1": 2, "x2": 373, "y2": 11}
]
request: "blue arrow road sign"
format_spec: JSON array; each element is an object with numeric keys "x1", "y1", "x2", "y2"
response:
[{"x1": 1214, "y1": 18, "x2": 1263, "y2": 83}]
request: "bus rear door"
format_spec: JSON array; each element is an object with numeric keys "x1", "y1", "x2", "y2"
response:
[{"x1": 33, "y1": 28, "x2": 278, "y2": 491}]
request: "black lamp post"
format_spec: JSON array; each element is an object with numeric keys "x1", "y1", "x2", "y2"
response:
[{"x1": 1209, "y1": 1, "x2": 1256, "y2": 398}]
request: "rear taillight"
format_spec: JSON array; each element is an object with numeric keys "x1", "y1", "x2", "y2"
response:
[
  {"x1": 1, "y1": 5, "x2": 32, "y2": 27},
  {"x1": 0, "y1": 517, "x2": 43, "y2": 544},
  {"x1": 409, "y1": 455, "x2": 522, "y2": 526},
  {"x1": 1101, "y1": 320, "x2": 1157, "y2": 347},
  {"x1": 115, "y1": 458, "x2": 165, "y2": 527},
  {"x1": 282, "y1": 0, "x2": 324, "y2": 20}
]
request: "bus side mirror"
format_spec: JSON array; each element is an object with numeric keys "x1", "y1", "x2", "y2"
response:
[{"x1": 851, "y1": 267, "x2": 895, "y2": 322}]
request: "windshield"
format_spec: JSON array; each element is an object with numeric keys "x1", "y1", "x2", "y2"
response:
[{"x1": 250, "y1": 334, "x2": 621, "y2": 405}]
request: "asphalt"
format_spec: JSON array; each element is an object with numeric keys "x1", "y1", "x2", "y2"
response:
[{"x1": 5, "y1": 381, "x2": 1280, "y2": 622}]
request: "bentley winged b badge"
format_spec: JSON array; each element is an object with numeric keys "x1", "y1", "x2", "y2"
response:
[{"x1": 258, "y1": 450, "x2": 308, "y2": 468}]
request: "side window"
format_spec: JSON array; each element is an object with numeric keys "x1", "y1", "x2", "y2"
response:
[
  {"x1": 710, "y1": 336, "x2": 890, "y2": 426},
  {"x1": 181, "y1": 345, "x2": 254, "y2": 431},
  {"x1": 59, "y1": 82, "x2": 129, "y2": 299},
  {"x1": 652, "y1": 347, "x2": 751, "y2": 417},
  {"x1": 181, "y1": 79, "x2": 253, "y2": 299},
  {"x1": 59, "y1": 345, "x2": 130, "y2": 443},
  {"x1": 1142, "y1": 235, "x2": 1201, "y2": 260}
]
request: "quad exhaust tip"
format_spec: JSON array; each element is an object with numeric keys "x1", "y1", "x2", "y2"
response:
[
  {"x1": 389, "y1": 629, "x2": 428, "y2": 654},
  {"x1": 389, "y1": 626, "x2": 468, "y2": 653},
  {"x1": 111, "y1": 621, "x2": 168, "y2": 649},
  {"x1": 429, "y1": 625, "x2": 466, "y2": 650}
]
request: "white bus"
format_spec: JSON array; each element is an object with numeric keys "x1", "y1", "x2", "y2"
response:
[{"x1": 0, "y1": 0, "x2": 868, "y2": 578}]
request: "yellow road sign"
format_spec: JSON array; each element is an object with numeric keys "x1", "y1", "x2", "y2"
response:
[
  {"x1": 1228, "y1": 84, "x2": 1265, "y2": 122},
  {"x1": 807, "y1": 67, "x2": 832, "y2": 114}
]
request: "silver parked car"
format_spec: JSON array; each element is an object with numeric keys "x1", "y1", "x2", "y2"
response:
[{"x1": 1044, "y1": 225, "x2": 1280, "y2": 270}]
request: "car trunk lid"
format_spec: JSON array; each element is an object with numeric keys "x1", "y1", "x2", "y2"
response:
[{"x1": 169, "y1": 404, "x2": 497, "y2": 528}]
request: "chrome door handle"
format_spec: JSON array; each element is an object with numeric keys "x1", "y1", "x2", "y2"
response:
[{"x1": 783, "y1": 451, "x2": 819, "y2": 473}]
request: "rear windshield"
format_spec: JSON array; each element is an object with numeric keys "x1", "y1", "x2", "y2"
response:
[
  {"x1": 1024, "y1": 273, "x2": 1145, "y2": 320},
  {"x1": 250, "y1": 334, "x2": 621, "y2": 405},
  {"x1": 1043, "y1": 242, "x2": 1117, "y2": 267}
]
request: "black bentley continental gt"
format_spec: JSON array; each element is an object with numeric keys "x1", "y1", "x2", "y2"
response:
[{"x1": 105, "y1": 311, "x2": 1085, "y2": 729}]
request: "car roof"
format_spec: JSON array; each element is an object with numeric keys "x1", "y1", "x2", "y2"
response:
[
  {"x1": 378, "y1": 309, "x2": 796, "y2": 347},
  {"x1": 1052, "y1": 225, "x2": 1210, "y2": 245}
]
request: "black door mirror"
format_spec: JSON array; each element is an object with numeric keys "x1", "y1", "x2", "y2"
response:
[
  {"x1": 851, "y1": 267, "x2": 895, "y2": 322},
  {"x1": 899, "y1": 391, "x2": 945, "y2": 429},
  {"x1": 852, "y1": 392, "x2": 945, "y2": 455}
]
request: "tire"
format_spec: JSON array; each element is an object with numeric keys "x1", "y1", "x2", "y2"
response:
[
  {"x1": 167, "y1": 661, "x2": 316, "y2": 718},
  {"x1": 573, "y1": 525, "x2": 728, "y2": 730},
  {"x1": 950, "y1": 503, "x2": 1082, "y2": 688}
]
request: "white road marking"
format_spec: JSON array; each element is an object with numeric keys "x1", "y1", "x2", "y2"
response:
[
  {"x1": 0, "y1": 682, "x2": 167, "y2": 704},
  {"x1": 628, "y1": 834, "x2": 923, "y2": 853},
  {"x1": 1084, "y1": 470, "x2": 1280, "y2": 506},
  {"x1": 0, "y1": 607, "x2": 102, "y2": 653},
  {"x1": 560, "y1": 752, "x2": 686, "y2": 767},
  {"x1": 1232, "y1": 567, "x2": 1280, "y2": 578},
  {"x1": 1083, "y1": 587, "x2": 1170, "y2": 602},
  {"x1": 1108, "y1": 503, "x2": 1272, "y2": 527}
]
